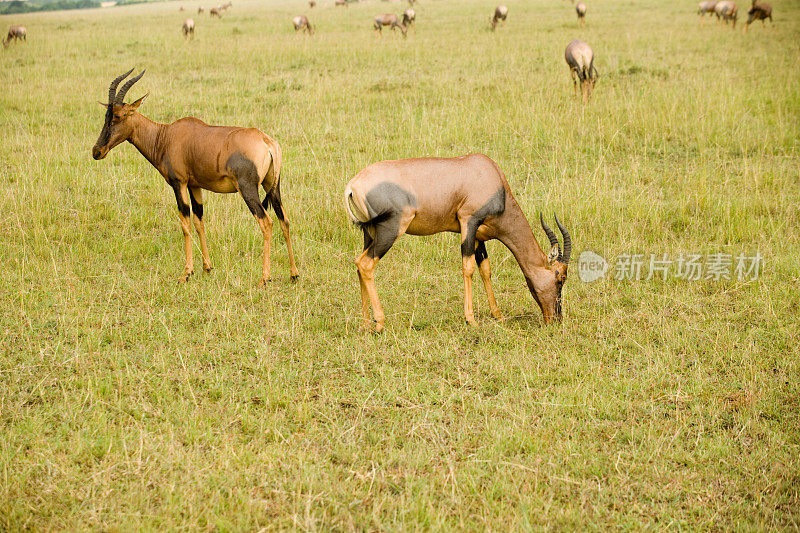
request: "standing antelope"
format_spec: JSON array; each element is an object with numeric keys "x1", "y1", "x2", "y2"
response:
[
  {"x1": 575, "y1": 2, "x2": 587, "y2": 26},
  {"x1": 565, "y1": 39, "x2": 598, "y2": 104},
  {"x1": 92, "y1": 69, "x2": 299, "y2": 285},
  {"x1": 198, "y1": 6, "x2": 204, "y2": 13},
  {"x1": 220, "y1": 1, "x2": 232, "y2": 9},
  {"x1": 335, "y1": 0, "x2": 348, "y2": 7},
  {"x1": 3, "y1": 26, "x2": 26, "y2": 47},
  {"x1": 293, "y1": 15, "x2": 314, "y2": 34},
  {"x1": 210, "y1": 7, "x2": 221, "y2": 17},
  {"x1": 744, "y1": 0, "x2": 772, "y2": 30},
  {"x1": 714, "y1": 1, "x2": 738, "y2": 27},
  {"x1": 697, "y1": 1, "x2": 719, "y2": 20},
  {"x1": 373, "y1": 14, "x2": 407, "y2": 37},
  {"x1": 402, "y1": 8, "x2": 415, "y2": 28},
  {"x1": 345, "y1": 154, "x2": 571, "y2": 332},
  {"x1": 182, "y1": 18, "x2": 195, "y2": 39},
  {"x1": 490, "y1": 5, "x2": 508, "y2": 30},
  {"x1": 309, "y1": 0, "x2": 316, "y2": 7}
]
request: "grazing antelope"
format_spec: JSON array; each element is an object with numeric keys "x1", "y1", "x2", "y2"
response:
[
  {"x1": 575, "y1": 2, "x2": 586, "y2": 26},
  {"x1": 182, "y1": 18, "x2": 195, "y2": 39},
  {"x1": 309, "y1": 0, "x2": 316, "y2": 7},
  {"x1": 490, "y1": 5, "x2": 508, "y2": 30},
  {"x1": 744, "y1": 0, "x2": 772, "y2": 30},
  {"x1": 3, "y1": 26, "x2": 26, "y2": 47},
  {"x1": 345, "y1": 154, "x2": 571, "y2": 332},
  {"x1": 293, "y1": 15, "x2": 314, "y2": 34},
  {"x1": 565, "y1": 39, "x2": 598, "y2": 104},
  {"x1": 714, "y1": 0, "x2": 738, "y2": 27},
  {"x1": 210, "y1": 6, "x2": 221, "y2": 17},
  {"x1": 179, "y1": 6, "x2": 185, "y2": 11},
  {"x1": 335, "y1": 0, "x2": 348, "y2": 7},
  {"x1": 220, "y1": 1, "x2": 232, "y2": 9},
  {"x1": 374, "y1": 14, "x2": 407, "y2": 37},
  {"x1": 697, "y1": 1, "x2": 719, "y2": 19},
  {"x1": 198, "y1": 6, "x2": 204, "y2": 13},
  {"x1": 92, "y1": 69, "x2": 299, "y2": 285},
  {"x1": 402, "y1": 8, "x2": 415, "y2": 27}
]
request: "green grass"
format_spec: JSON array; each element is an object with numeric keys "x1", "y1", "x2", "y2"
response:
[{"x1": 2, "y1": 0, "x2": 800, "y2": 528}]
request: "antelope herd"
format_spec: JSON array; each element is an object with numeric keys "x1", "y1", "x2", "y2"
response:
[{"x1": 1, "y1": 0, "x2": 781, "y2": 329}]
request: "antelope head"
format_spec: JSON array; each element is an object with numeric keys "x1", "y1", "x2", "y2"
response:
[
  {"x1": 92, "y1": 68, "x2": 147, "y2": 160},
  {"x1": 539, "y1": 213, "x2": 572, "y2": 321}
]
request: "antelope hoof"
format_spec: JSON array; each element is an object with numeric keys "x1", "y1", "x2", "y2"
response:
[
  {"x1": 178, "y1": 271, "x2": 194, "y2": 284},
  {"x1": 203, "y1": 265, "x2": 213, "y2": 273},
  {"x1": 290, "y1": 275, "x2": 299, "y2": 283},
  {"x1": 465, "y1": 317, "x2": 477, "y2": 327},
  {"x1": 373, "y1": 322, "x2": 385, "y2": 334},
  {"x1": 259, "y1": 277, "x2": 273, "y2": 287}
]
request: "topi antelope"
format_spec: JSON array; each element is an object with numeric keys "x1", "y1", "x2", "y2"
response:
[
  {"x1": 575, "y1": 2, "x2": 587, "y2": 26},
  {"x1": 490, "y1": 5, "x2": 508, "y2": 30},
  {"x1": 182, "y1": 18, "x2": 195, "y2": 39},
  {"x1": 210, "y1": 6, "x2": 221, "y2": 17},
  {"x1": 3, "y1": 26, "x2": 26, "y2": 47},
  {"x1": 309, "y1": 0, "x2": 316, "y2": 7},
  {"x1": 565, "y1": 39, "x2": 598, "y2": 104},
  {"x1": 293, "y1": 15, "x2": 314, "y2": 34},
  {"x1": 374, "y1": 14, "x2": 407, "y2": 37},
  {"x1": 714, "y1": 1, "x2": 738, "y2": 27},
  {"x1": 220, "y1": 1, "x2": 232, "y2": 9},
  {"x1": 198, "y1": 6, "x2": 204, "y2": 13},
  {"x1": 697, "y1": 1, "x2": 719, "y2": 19},
  {"x1": 402, "y1": 8, "x2": 415, "y2": 28},
  {"x1": 92, "y1": 69, "x2": 299, "y2": 285},
  {"x1": 335, "y1": 0, "x2": 348, "y2": 7},
  {"x1": 344, "y1": 154, "x2": 572, "y2": 332},
  {"x1": 744, "y1": 0, "x2": 772, "y2": 30}
]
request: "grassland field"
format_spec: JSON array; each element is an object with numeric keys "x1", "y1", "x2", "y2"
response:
[{"x1": 1, "y1": 0, "x2": 800, "y2": 529}]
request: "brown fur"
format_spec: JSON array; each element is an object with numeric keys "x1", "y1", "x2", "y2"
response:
[
  {"x1": 3, "y1": 26, "x2": 26, "y2": 48},
  {"x1": 490, "y1": 5, "x2": 508, "y2": 30},
  {"x1": 714, "y1": 1, "x2": 738, "y2": 27},
  {"x1": 209, "y1": 7, "x2": 221, "y2": 17},
  {"x1": 293, "y1": 15, "x2": 314, "y2": 34},
  {"x1": 374, "y1": 13, "x2": 407, "y2": 37},
  {"x1": 344, "y1": 154, "x2": 571, "y2": 332},
  {"x1": 565, "y1": 39, "x2": 598, "y2": 104},
  {"x1": 745, "y1": 0, "x2": 772, "y2": 31},
  {"x1": 182, "y1": 18, "x2": 195, "y2": 39},
  {"x1": 92, "y1": 70, "x2": 299, "y2": 285},
  {"x1": 575, "y1": 2, "x2": 587, "y2": 26}
]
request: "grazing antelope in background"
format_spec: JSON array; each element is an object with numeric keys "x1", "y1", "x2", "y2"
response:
[
  {"x1": 744, "y1": 0, "x2": 772, "y2": 30},
  {"x1": 182, "y1": 18, "x2": 195, "y2": 39},
  {"x1": 402, "y1": 8, "x2": 415, "y2": 28},
  {"x1": 309, "y1": 0, "x2": 316, "y2": 7},
  {"x1": 220, "y1": 1, "x2": 232, "y2": 10},
  {"x1": 697, "y1": 1, "x2": 718, "y2": 20},
  {"x1": 179, "y1": 6, "x2": 185, "y2": 11},
  {"x1": 335, "y1": 0, "x2": 348, "y2": 7},
  {"x1": 293, "y1": 15, "x2": 314, "y2": 34},
  {"x1": 714, "y1": 1, "x2": 738, "y2": 27},
  {"x1": 565, "y1": 39, "x2": 598, "y2": 104},
  {"x1": 3, "y1": 26, "x2": 26, "y2": 47},
  {"x1": 575, "y1": 2, "x2": 586, "y2": 26},
  {"x1": 92, "y1": 69, "x2": 299, "y2": 285},
  {"x1": 344, "y1": 154, "x2": 571, "y2": 332},
  {"x1": 374, "y1": 14, "x2": 407, "y2": 37},
  {"x1": 210, "y1": 7, "x2": 221, "y2": 17},
  {"x1": 490, "y1": 5, "x2": 508, "y2": 30},
  {"x1": 198, "y1": 6, "x2": 204, "y2": 13}
]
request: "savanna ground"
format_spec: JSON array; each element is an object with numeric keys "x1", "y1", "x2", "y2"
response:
[{"x1": 1, "y1": 0, "x2": 800, "y2": 528}]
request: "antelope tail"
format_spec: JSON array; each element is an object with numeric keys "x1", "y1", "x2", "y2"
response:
[{"x1": 344, "y1": 187, "x2": 370, "y2": 225}]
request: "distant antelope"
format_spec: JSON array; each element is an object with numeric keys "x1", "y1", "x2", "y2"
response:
[
  {"x1": 3, "y1": 26, "x2": 26, "y2": 47},
  {"x1": 344, "y1": 154, "x2": 571, "y2": 332},
  {"x1": 565, "y1": 39, "x2": 598, "y2": 104},
  {"x1": 575, "y1": 2, "x2": 586, "y2": 26},
  {"x1": 402, "y1": 8, "x2": 415, "y2": 27},
  {"x1": 220, "y1": 1, "x2": 232, "y2": 9},
  {"x1": 697, "y1": 0, "x2": 718, "y2": 19},
  {"x1": 490, "y1": 5, "x2": 508, "y2": 30},
  {"x1": 210, "y1": 6, "x2": 221, "y2": 17},
  {"x1": 374, "y1": 14, "x2": 407, "y2": 37},
  {"x1": 293, "y1": 15, "x2": 314, "y2": 34},
  {"x1": 182, "y1": 18, "x2": 195, "y2": 39},
  {"x1": 335, "y1": 0, "x2": 348, "y2": 7},
  {"x1": 714, "y1": 0, "x2": 738, "y2": 27},
  {"x1": 309, "y1": 0, "x2": 316, "y2": 7},
  {"x1": 198, "y1": 6, "x2": 204, "y2": 13},
  {"x1": 92, "y1": 69, "x2": 299, "y2": 285},
  {"x1": 744, "y1": 0, "x2": 772, "y2": 30}
]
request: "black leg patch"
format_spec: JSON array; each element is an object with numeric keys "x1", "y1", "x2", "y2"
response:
[
  {"x1": 475, "y1": 241, "x2": 488, "y2": 266},
  {"x1": 461, "y1": 188, "x2": 505, "y2": 257},
  {"x1": 170, "y1": 183, "x2": 190, "y2": 218},
  {"x1": 368, "y1": 213, "x2": 403, "y2": 259},
  {"x1": 189, "y1": 189, "x2": 203, "y2": 220},
  {"x1": 267, "y1": 181, "x2": 287, "y2": 221},
  {"x1": 226, "y1": 152, "x2": 266, "y2": 218}
]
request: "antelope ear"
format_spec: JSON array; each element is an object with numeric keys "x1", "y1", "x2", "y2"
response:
[
  {"x1": 127, "y1": 92, "x2": 148, "y2": 110},
  {"x1": 98, "y1": 101, "x2": 110, "y2": 108},
  {"x1": 547, "y1": 244, "x2": 560, "y2": 264}
]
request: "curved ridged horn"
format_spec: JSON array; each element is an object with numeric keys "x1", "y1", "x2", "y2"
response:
[
  {"x1": 555, "y1": 213, "x2": 572, "y2": 264},
  {"x1": 115, "y1": 69, "x2": 146, "y2": 105},
  {"x1": 540, "y1": 212, "x2": 559, "y2": 248},
  {"x1": 108, "y1": 68, "x2": 134, "y2": 105}
]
